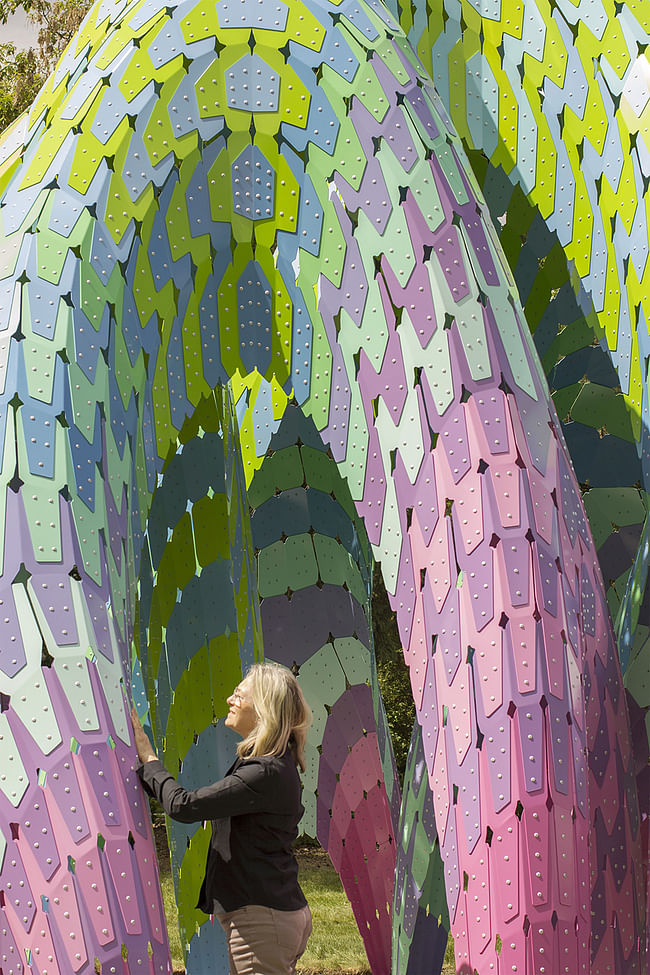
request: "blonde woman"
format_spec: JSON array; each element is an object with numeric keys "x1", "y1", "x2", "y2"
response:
[{"x1": 130, "y1": 663, "x2": 313, "y2": 975}]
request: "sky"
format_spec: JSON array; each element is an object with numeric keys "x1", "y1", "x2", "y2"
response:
[{"x1": 2, "y1": 9, "x2": 40, "y2": 48}]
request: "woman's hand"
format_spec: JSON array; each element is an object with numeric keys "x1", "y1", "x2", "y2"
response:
[{"x1": 130, "y1": 706, "x2": 158, "y2": 764}]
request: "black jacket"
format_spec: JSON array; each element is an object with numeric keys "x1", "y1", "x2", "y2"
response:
[{"x1": 138, "y1": 749, "x2": 307, "y2": 913}]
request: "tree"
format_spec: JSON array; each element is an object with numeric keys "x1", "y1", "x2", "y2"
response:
[
  {"x1": 0, "y1": 0, "x2": 90, "y2": 131},
  {"x1": 372, "y1": 570, "x2": 415, "y2": 783}
]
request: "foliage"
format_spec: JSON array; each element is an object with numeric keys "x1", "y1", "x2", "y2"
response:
[
  {"x1": 0, "y1": 42, "x2": 42, "y2": 131},
  {"x1": 372, "y1": 569, "x2": 415, "y2": 783},
  {"x1": 0, "y1": 0, "x2": 90, "y2": 131}
]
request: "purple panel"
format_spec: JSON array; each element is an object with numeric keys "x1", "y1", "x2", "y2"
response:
[
  {"x1": 404, "y1": 88, "x2": 439, "y2": 142},
  {"x1": 114, "y1": 740, "x2": 149, "y2": 839},
  {"x1": 383, "y1": 105, "x2": 418, "y2": 173},
  {"x1": 447, "y1": 719, "x2": 481, "y2": 852},
  {"x1": 590, "y1": 871, "x2": 607, "y2": 957},
  {"x1": 580, "y1": 569, "x2": 596, "y2": 636},
  {"x1": 425, "y1": 584, "x2": 461, "y2": 684},
  {"x1": 261, "y1": 583, "x2": 371, "y2": 665},
  {"x1": 0, "y1": 843, "x2": 36, "y2": 932},
  {"x1": 416, "y1": 655, "x2": 440, "y2": 756},
  {"x1": 439, "y1": 402, "x2": 471, "y2": 484},
  {"x1": 535, "y1": 536, "x2": 559, "y2": 617},
  {"x1": 46, "y1": 754, "x2": 91, "y2": 842},
  {"x1": 588, "y1": 704, "x2": 611, "y2": 789},
  {"x1": 500, "y1": 535, "x2": 530, "y2": 606},
  {"x1": 0, "y1": 918, "x2": 22, "y2": 974},
  {"x1": 472, "y1": 389, "x2": 511, "y2": 455},
  {"x1": 510, "y1": 386, "x2": 552, "y2": 477},
  {"x1": 599, "y1": 805, "x2": 628, "y2": 891},
  {"x1": 357, "y1": 313, "x2": 408, "y2": 423},
  {"x1": 562, "y1": 575, "x2": 580, "y2": 654},
  {"x1": 557, "y1": 449, "x2": 590, "y2": 546},
  {"x1": 30, "y1": 570, "x2": 80, "y2": 648},
  {"x1": 392, "y1": 529, "x2": 416, "y2": 641},
  {"x1": 430, "y1": 225, "x2": 470, "y2": 302},
  {"x1": 546, "y1": 687, "x2": 570, "y2": 795},
  {"x1": 360, "y1": 416, "x2": 386, "y2": 546},
  {"x1": 384, "y1": 247, "x2": 439, "y2": 350},
  {"x1": 461, "y1": 210, "x2": 499, "y2": 287},
  {"x1": 516, "y1": 702, "x2": 545, "y2": 793},
  {"x1": 419, "y1": 787, "x2": 437, "y2": 845},
  {"x1": 0, "y1": 580, "x2": 27, "y2": 678},
  {"x1": 78, "y1": 743, "x2": 122, "y2": 827},
  {"x1": 481, "y1": 708, "x2": 511, "y2": 812},
  {"x1": 331, "y1": 683, "x2": 375, "y2": 737},
  {"x1": 409, "y1": 450, "x2": 438, "y2": 547},
  {"x1": 20, "y1": 788, "x2": 60, "y2": 881},
  {"x1": 441, "y1": 806, "x2": 460, "y2": 922},
  {"x1": 338, "y1": 107, "x2": 392, "y2": 234},
  {"x1": 570, "y1": 720, "x2": 588, "y2": 818},
  {"x1": 320, "y1": 232, "x2": 368, "y2": 328},
  {"x1": 461, "y1": 539, "x2": 494, "y2": 631},
  {"x1": 104, "y1": 840, "x2": 143, "y2": 935}
]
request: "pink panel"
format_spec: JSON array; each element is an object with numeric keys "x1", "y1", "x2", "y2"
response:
[
  {"x1": 403, "y1": 589, "x2": 426, "y2": 711},
  {"x1": 469, "y1": 615, "x2": 502, "y2": 717},
  {"x1": 73, "y1": 848, "x2": 115, "y2": 946},
  {"x1": 453, "y1": 475, "x2": 485, "y2": 555},
  {"x1": 540, "y1": 610, "x2": 565, "y2": 700},
  {"x1": 48, "y1": 872, "x2": 88, "y2": 971},
  {"x1": 491, "y1": 815, "x2": 519, "y2": 923},
  {"x1": 410, "y1": 501, "x2": 452, "y2": 612},
  {"x1": 430, "y1": 724, "x2": 449, "y2": 841},
  {"x1": 526, "y1": 466, "x2": 555, "y2": 545},
  {"x1": 529, "y1": 921, "x2": 558, "y2": 975},
  {"x1": 104, "y1": 841, "x2": 142, "y2": 936},
  {"x1": 557, "y1": 918, "x2": 579, "y2": 975},
  {"x1": 507, "y1": 609, "x2": 537, "y2": 695},
  {"x1": 131, "y1": 838, "x2": 166, "y2": 945},
  {"x1": 488, "y1": 463, "x2": 521, "y2": 529},
  {"x1": 554, "y1": 805, "x2": 576, "y2": 909},
  {"x1": 465, "y1": 841, "x2": 491, "y2": 954},
  {"x1": 522, "y1": 799, "x2": 551, "y2": 907}
]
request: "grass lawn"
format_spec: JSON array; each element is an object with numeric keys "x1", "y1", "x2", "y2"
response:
[{"x1": 158, "y1": 833, "x2": 456, "y2": 974}]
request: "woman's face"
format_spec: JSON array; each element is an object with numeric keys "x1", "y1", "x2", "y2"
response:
[{"x1": 225, "y1": 679, "x2": 258, "y2": 738}]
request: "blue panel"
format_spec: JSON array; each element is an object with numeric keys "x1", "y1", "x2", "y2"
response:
[
  {"x1": 251, "y1": 488, "x2": 312, "y2": 549},
  {"x1": 266, "y1": 402, "x2": 326, "y2": 452},
  {"x1": 186, "y1": 136, "x2": 226, "y2": 237},
  {"x1": 217, "y1": 0, "x2": 288, "y2": 30},
  {"x1": 236, "y1": 260, "x2": 272, "y2": 375},
  {"x1": 563, "y1": 422, "x2": 641, "y2": 488},
  {"x1": 23, "y1": 404, "x2": 57, "y2": 478},
  {"x1": 186, "y1": 919, "x2": 229, "y2": 975},
  {"x1": 166, "y1": 304, "x2": 193, "y2": 429},
  {"x1": 550, "y1": 345, "x2": 619, "y2": 389},
  {"x1": 281, "y1": 55, "x2": 341, "y2": 155},
  {"x1": 226, "y1": 54, "x2": 280, "y2": 113},
  {"x1": 251, "y1": 378, "x2": 281, "y2": 456},
  {"x1": 167, "y1": 50, "x2": 225, "y2": 142},
  {"x1": 68, "y1": 408, "x2": 102, "y2": 510},
  {"x1": 295, "y1": 173, "x2": 323, "y2": 256},
  {"x1": 198, "y1": 271, "x2": 229, "y2": 388},
  {"x1": 231, "y1": 145, "x2": 275, "y2": 220},
  {"x1": 179, "y1": 433, "x2": 226, "y2": 500},
  {"x1": 75, "y1": 301, "x2": 110, "y2": 382},
  {"x1": 340, "y1": 0, "x2": 379, "y2": 40}
]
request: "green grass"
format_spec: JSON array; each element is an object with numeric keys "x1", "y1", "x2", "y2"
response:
[{"x1": 159, "y1": 844, "x2": 456, "y2": 974}]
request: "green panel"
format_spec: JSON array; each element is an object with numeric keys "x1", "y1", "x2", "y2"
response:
[{"x1": 247, "y1": 445, "x2": 304, "y2": 507}]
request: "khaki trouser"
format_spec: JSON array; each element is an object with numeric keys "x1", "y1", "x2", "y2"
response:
[{"x1": 216, "y1": 904, "x2": 312, "y2": 975}]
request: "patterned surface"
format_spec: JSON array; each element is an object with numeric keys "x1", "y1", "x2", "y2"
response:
[{"x1": 0, "y1": 0, "x2": 646, "y2": 973}]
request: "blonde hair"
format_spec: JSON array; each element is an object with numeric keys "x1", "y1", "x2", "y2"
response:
[{"x1": 237, "y1": 663, "x2": 312, "y2": 772}]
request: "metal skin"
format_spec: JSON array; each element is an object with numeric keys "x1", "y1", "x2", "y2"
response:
[{"x1": 0, "y1": 1, "x2": 646, "y2": 975}]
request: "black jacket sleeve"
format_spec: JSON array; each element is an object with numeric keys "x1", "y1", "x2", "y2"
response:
[{"x1": 137, "y1": 758, "x2": 271, "y2": 823}]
